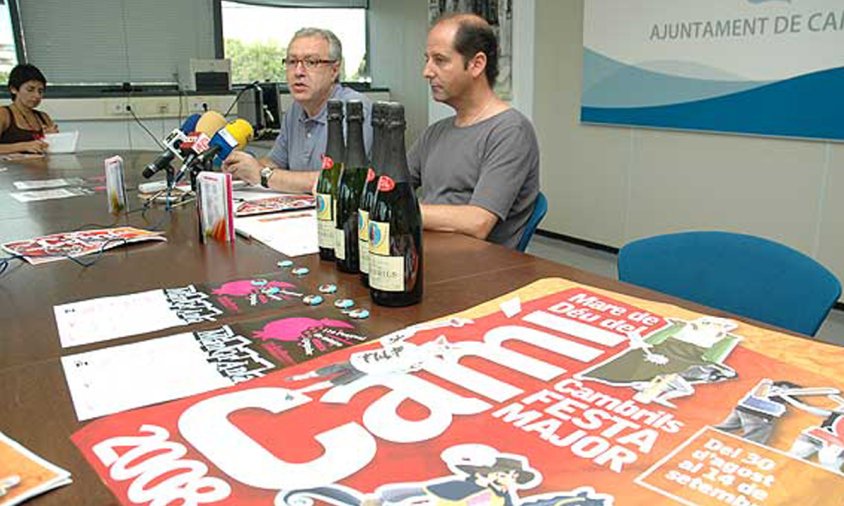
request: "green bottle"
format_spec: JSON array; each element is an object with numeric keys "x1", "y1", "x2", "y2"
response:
[
  {"x1": 358, "y1": 101, "x2": 387, "y2": 286},
  {"x1": 315, "y1": 99, "x2": 345, "y2": 262},
  {"x1": 335, "y1": 100, "x2": 368, "y2": 273},
  {"x1": 369, "y1": 102, "x2": 423, "y2": 307}
]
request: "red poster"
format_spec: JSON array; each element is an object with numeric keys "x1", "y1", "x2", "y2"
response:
[{"x1": 71, "y1": 279, "x2": 844, "y2": 505}]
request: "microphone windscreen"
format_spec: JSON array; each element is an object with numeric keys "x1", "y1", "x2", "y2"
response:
[
  {"x1": 225, "y1": 119, "x2": 254, "y2": 149},
  {"x1": 179, "y1": 113, "x2": 201, "y2": 133},
  {"x1": 195, "y1": 111, "x2": 227, "y2": 137}
]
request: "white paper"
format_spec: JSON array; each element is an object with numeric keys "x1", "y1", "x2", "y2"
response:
[
  {"x1": 232, "y1": 185, "x2": 287, "y2": 202},
  {"x1": 43, "y1": 131, "x2": 79, "y2": 154},
  {"x1": 13, "y1": 178, "x2": 85, "y2": 190},
  {"x1": 54, "y1": 289, "x2": 188, "y2": 348},
  {"x1": 61, "y1": 333, "x2": 234, "y2": 421},
  {"x1": 10, "y1": 187, "x2": 91, "y2": 202},
  {"x1": 499, "y1": 297, "x2": 522, "y2": 318},
  {"x1": 234, "y1": 210, "x2": 318, "y2": 257}
]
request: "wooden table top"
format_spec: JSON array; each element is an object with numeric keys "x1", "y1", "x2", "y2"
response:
[{"x1": 1, "y1": 151, "x2": 827, "y2": 505}]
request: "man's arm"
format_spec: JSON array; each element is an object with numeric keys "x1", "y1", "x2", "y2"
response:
[
  {"x1": 421, "y1": 203, "x2": 498, "y2": 240},
  {"x1": 221, "y1": 151, "x2": 318, "y2": 193}
]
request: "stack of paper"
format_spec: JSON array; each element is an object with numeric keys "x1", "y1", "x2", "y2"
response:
[{"x1": 234, "y1": 210, "x2": 317, "y2": 257}]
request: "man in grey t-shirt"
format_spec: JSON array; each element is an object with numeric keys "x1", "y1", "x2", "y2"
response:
[
  {"x1": 222, "y1": 28, "x2": 372, "y2": 193},
  {"x1": 408, "y1": 13, "x2": 540, "y2": 249}
]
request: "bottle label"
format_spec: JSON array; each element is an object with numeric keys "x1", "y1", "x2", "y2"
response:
[
  {"x1": 321, "y1": 155, "x2": 334, "y2": 170},
  {"x1": 369, "y1": 254, "x2": 405, "y2": 292},
  {"x1": 366, "y1": 167, "x2": 376, "y2": 182},
  {"x1": 316, "y1": 193, "x2": 333, "y2": 221},
  {"x1": 358, "y1": 210, "x2": 369, "y2": 241},
  {"x1": 334, "y1": 227, "x2": 346, "y2": 260},
  {"x1": 358, "y1": 240, "x2": 370, "y2": 274},
  {"x1": 358, "y1": 210, "x2": 370, "y2": 274},
  {"x1": 369, "y1": 220, "x2": 390, "y2": 256},
  {"x1": 317, "y1": 193, "x2": 334, "y2": 250},
  {"x1": 318, "y1": 220, "x2": 334, "y2": 250},
  {"x1": 377, "y1": 175, "x2": 395, "y2": 192}
]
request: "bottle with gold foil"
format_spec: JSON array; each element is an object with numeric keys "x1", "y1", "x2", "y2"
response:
[
  {"x1": 315, "y1": 99, "x2": 345, "y2": 261},
  {"x1": 368, "y1": 103, "x2": 423, "y2": 306}
]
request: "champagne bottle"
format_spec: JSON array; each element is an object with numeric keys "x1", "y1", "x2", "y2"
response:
[
  {"x1": 315, "y1": 99, "x2": 345, "y2": 261},
  {"x1": 369, "y1": 103, "x2": 423, "y2": 306},
  {"x1": 358, "y1": 101, "x2": 388, "y2": 286},
  {"x1": 335, "y1": 100, "x2": 368, "y2": 273}
]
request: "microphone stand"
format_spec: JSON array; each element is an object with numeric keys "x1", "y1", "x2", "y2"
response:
[
  {"x1": 189, "y1": 156, "x2": 215, "y2": 192},
  {"x1": 165, "y1": 164, "x2": 176, "y2": 189}
]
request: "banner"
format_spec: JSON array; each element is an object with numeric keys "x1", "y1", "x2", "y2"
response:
[
  {"x1": 581, "y1": 0, "x2": 844, "y2": 140},
  {"x1": 71, "y1": 278, "x2": 844, "y2": 505}
]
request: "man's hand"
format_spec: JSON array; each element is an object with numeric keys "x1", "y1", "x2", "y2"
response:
[{"x1": 221, "y1": 151, "x2": 262, "y2": 185}]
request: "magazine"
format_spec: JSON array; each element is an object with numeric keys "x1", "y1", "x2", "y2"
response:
[
  {"x1": 0, "y1": 431, "x2": 71, "y2": 506},
  {"x1": 235, "y1": 194, "x2": 315, "y2": 217},
  {"x1": 2, "y1": 226, "x2": 166, "y2": 265}
]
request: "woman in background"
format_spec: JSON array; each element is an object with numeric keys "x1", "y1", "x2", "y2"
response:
[{"x1": 0, "y1": 63, "x2": 58, "y2": 154}]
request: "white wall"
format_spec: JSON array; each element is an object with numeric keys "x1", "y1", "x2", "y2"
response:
[
  {"x1": 39, "y1": 96, "x2": 236, "y2": 151},
  {"x1": 532, "y1": 0, "x2": 844, "y2": 286},
  {"x1": 41, "y1": 91, "x2": 392, "y2": 152},
  {"x1": 368, "y1": 0, "x2": 430, "y2": 144}
]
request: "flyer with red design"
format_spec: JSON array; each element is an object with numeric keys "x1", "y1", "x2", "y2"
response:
[
  {"x1": 1, "y1": 226, "x2": 165, "y2": 265},
  {"x1": 71, "y1": 278, "x2": 844, "y2": 505},
  {"x1": 54, "y1": 273, "x2": 306, "y2": 347},
  {"x1": 235, "y1": 194, "x2": 315, "y2": 217},
  {"x1": 62, "y1": 312, "x2": 373, "y2": 421}
]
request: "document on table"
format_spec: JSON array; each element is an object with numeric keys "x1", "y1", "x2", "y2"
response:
[
  {"x1": 2, "y1": 227, "x2": 165, "y2": 265},
  {"x1": 234, "y1": 210, "x2": 318, "y2": 257},
  {"x1": 12, "y1": 178, "x2": 86, "y2": 190},
  {"x1": 53, "y1": 289, "x2": 189, "y2": 348},
  {"x1": 60, "y1": 309, "x2": 373, "y2": 421},
  {"x1": 61, "y1": 332, "x2": 236, "y2": 421},
  {"x1": 9, "y1": 187, "x2": 92, "y2": 202}
]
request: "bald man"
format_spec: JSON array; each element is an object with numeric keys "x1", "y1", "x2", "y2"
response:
[{"x1": 409, "y1": 14, "x2": 540, "y2": 249}]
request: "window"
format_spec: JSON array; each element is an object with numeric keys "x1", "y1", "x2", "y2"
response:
[
  {"x1": 0, "y1": 0, "x2": 19, "y2": 84},
  {"x1": 221, "y1": 1, "x2": 368, "y2": 85}
]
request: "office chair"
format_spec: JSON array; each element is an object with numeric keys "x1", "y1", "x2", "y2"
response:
[
  {"x1": 617, "y1": 231, "x2": 841, "y2": 336},
  {"x1": 517, "y1": 191, "x2": 548, "y2": 252}
]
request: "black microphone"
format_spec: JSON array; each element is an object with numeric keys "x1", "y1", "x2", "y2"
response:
[
  {"x1": 142, "y1": 114, "x2": 200, "y2": 179},
  {"x1": 174, "y1": 118, "x2": 254, "y2": 185}
]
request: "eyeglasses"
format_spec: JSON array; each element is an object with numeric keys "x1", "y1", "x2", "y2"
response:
[{"x1": 282, "y1": 57, "x2": 337, "y2": 70}]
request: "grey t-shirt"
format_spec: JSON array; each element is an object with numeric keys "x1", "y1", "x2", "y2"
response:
[
  {"x1": 267, "y1": 84, "x2": 373, "y2": 171},
  {"x1": 407, "y1": 108, "x2": 540, "y2": 249}
]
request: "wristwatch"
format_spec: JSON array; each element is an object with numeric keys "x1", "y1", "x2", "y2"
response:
[{"x1": 260, "y1": 167, "x2": 274, "y2": 188}]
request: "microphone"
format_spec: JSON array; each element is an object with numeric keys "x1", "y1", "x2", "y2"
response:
[
  {"x1": 142, "y1": 114, "x2": 200, "y2": 179},
  {"x1": 176, "y1": 119, "x2": 254, "y2": 183},
  {"x1": 178, "y1": 110, "x2": 228, "y2": 170}
]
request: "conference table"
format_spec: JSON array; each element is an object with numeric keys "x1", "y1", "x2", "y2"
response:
[{"x1": 1, "y1": 151, "x2": 842, "y2": 505}]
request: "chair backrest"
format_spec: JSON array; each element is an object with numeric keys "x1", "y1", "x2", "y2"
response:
[
  {"x1": 517, "y1": 191, "x2": 548, "y2": 252},
  {"x1": 617, "y1": 231, "x2": 842, "y2": 336}
]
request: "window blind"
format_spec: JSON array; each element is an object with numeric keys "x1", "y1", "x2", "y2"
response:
[
  {"x1": 18, "y1": 0, "x2": 216, "y2": 84},
  {"x1": 227, "y1": 0, "x2": 367, "y2": 9}
]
